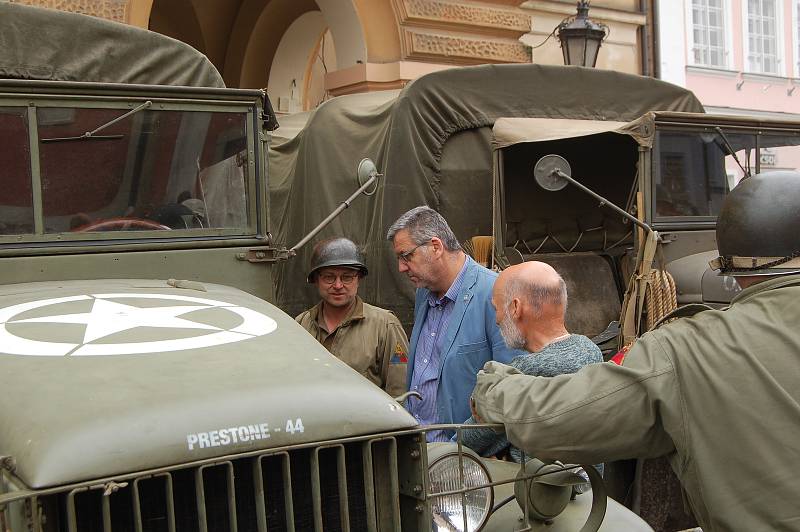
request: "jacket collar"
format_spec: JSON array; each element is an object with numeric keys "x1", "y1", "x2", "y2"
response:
[
  {"x1": 310, "y1": 296, "x2": 365, "y2": 333},
  {"x1": 731, "y1": 273, "x2": 800, "y2": 306}
]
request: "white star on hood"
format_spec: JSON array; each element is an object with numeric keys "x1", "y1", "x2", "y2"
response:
[{"x1": 13, "y1": 298, "x2": 220, "y2": 343}]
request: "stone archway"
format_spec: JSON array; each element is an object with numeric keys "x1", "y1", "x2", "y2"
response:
[{"x1": 227, "y1": 0, "x2": 319, "y2": 89}]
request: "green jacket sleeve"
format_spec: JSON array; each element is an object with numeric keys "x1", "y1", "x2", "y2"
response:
[{"x1": 472, "y1": 335, "x2": 679, "y2": 465}]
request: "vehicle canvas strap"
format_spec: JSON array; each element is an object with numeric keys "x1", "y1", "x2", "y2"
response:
[{"x1": 619, "y1": 229, "x2": 659, "y2": 348}]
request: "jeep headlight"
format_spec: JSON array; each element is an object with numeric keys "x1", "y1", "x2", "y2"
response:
[{"x1": 427, "y1": 443, "x2": 493, "y2": 531}]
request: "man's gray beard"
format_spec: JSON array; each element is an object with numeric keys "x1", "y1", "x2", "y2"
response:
[{"x1": 499, "y1": 312, "x2": 526, "y2": 350}]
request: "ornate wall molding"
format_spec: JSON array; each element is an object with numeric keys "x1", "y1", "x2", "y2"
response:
[
  {"x1": 390, "y1": 0, "x2": 532, "y2": 64},
  {"x1": 7, "y1": 0, "x2": 129, "y2": 23},
  {"x1": 396, "y1": 0, "x2": 530, "y2": 35},
  {"x1": 403, "y1": 29, "x2": 531, "y2": 64}
]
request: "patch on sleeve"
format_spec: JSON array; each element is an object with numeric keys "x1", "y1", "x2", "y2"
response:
[{"x1": 390, "y1": 342, "x2": 408, "y2": 364}]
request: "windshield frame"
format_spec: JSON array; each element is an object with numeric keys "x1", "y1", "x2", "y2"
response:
[{"x1": 0, "y1": 84, "x2": 266, "y2": 249}]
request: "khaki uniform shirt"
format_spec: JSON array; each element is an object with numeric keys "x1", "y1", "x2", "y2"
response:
[
  {"x1": 296, "y1": 296, "x2": 408, "y2": 397},
  {"x1": 473, "y1": 274, "x2": 800, "y2": 532}
]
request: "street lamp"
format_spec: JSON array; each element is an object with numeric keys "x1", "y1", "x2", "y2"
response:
[{"x1": 557, "y1": 1, "x2": 608, "y2": 68}]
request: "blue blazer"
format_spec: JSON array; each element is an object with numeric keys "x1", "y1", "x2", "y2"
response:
[{"x1": 407, "y1": 256, "x2": 523, "y2": 432}]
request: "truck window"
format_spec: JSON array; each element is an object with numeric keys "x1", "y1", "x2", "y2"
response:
[
  {"x1": 653, "y1": 130, "x2": 737, "y2": 220},
  {"x1": 0, "y1": 107, "x2": 34, "y2": 234},
  {"x1": 36, "y1": 107, "x2": 250, "y2": 234}
]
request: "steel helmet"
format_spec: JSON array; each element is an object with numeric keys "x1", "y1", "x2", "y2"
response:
[
  {"x1": 710, "y1": 171, "x2": 800, "y2": 276},
  {"x1": 307, "y1": 238, "x2": 368, "y2": 283}
]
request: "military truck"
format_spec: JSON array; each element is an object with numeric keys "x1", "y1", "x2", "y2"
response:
[
  {"x1": 489, "y1": 111, "x2": 800, "y2": 529},
  {"x1": 0, "y1": 3, "x2": 652, "y2": 532}
]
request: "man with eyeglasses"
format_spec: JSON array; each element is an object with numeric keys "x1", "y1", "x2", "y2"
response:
[
  {"x1": 386, "y1": 206, "x2": 522, "y2": 441},
  {"x1": 296, "y1": 237, "x2": 408, "y2": 397}
]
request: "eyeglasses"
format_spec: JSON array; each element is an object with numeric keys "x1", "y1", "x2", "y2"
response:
[
  {"x1": 318, "y1": 272, "x2": 358, "y2": 285},
  {"x1": 397, "y1": 241, "x2": 429, "y2": 264}
]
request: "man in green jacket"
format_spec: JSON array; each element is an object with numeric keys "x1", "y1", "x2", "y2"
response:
[
  {"x1": 472, "y1": 171, "x2": 800, "y2": 531},
  {"x1": 296, "y1": 238, "x2": 408, "y2": 397}
]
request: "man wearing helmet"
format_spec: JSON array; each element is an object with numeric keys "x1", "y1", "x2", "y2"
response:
[
  {"x1": 296, "y1": 237, "x2": 409, "y2": 397},
  {"x1": 471, "y1": 172, "x2": 800, "y2": 531}
]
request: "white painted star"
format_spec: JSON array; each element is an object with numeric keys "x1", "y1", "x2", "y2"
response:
[{"x1": 13, "y1": 298, "x2": 220, "y2": 343}]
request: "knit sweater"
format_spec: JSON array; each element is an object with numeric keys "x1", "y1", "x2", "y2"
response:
[
  {"x1": 508, "y1": 334, "x2": 602, "y2": 377},
  {"x1": 457, "y1": 334, "x2": 602, "y2": 461}
]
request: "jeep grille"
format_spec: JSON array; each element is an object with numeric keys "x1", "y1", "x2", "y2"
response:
[{"x1": 1, "y1": 433, "x2": 425, "y2": 532}]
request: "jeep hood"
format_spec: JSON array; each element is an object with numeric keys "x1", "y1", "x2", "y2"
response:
[{"x1": 0, "y1": 279, "x2": 417, "y2": 489}]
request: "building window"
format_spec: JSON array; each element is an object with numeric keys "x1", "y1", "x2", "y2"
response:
[
  {"x1": 796, "y1": 0, "x2": 800, "y2": 76},
  {"x1": 747, "y1": 0, "x2": 780, "y2": 74},
  {"x1": 691, "y1": 0, "x2": 728, "y2": 67}
]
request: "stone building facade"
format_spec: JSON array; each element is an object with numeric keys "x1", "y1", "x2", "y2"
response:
[{"x1": 9, "y1": 0, "x2": 655, "y2": 112}]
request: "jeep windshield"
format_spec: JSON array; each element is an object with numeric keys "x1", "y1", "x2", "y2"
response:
[{"x1": 0, "y1": 94, "x2": 258, "y2": 242}]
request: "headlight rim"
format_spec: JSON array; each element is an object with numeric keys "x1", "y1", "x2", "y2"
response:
[{"x1": 426, "y1": 442, "x2": 495, "y2": 532}]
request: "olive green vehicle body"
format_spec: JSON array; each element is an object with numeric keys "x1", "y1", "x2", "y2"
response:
[{"x1": 0, "y1": 3, "x2": 653, "y2": 532}]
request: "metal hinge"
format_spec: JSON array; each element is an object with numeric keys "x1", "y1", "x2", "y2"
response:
[
  {"x1": 0, "y1": 456, "x2": 15, "y2": 473},
  {"x1": 659, "y1": 233, "x2": 678, "y2": 244},
  {"x1": 236, "y1": 247, "x2": 291, "y2": 263}
]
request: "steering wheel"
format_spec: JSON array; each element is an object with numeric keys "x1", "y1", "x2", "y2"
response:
[{"x1": 72, "y1": 217, "x2": 172, "y2": 232}]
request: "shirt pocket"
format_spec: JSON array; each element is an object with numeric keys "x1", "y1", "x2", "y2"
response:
[
  {"x1": 451, "y1": 340, "x2": 491, "y2": 379},
  {"x1": 456, "y1": 340, "x2": 489, "y2": 356}
]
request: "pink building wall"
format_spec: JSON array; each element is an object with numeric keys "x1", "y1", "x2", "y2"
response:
[{"x1": 683, "y1": 0, "x2": 800, "y2": 113}]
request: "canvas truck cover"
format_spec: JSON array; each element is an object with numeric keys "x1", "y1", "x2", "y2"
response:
[
  {"x1": 0, "y1": 2, "x2": 224, "y2": 87},
  {"x1": 0, "y1": 279, "x2": 416, "y2": 489},
  {"x1": 269, "y1": 63, "x2": 703, "y2": 325}
]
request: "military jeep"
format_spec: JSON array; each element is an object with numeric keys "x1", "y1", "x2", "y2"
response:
[{"x1": 0, "y1": 3, "x2": 653, "y2": 532}]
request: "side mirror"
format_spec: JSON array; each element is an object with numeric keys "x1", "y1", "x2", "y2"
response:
[
  {"x1": 533, "y1": 154, "x2": 651, "y2": 233},
  {"x1": 357, "y1": 158, "x2": 380, "y2": 196}
]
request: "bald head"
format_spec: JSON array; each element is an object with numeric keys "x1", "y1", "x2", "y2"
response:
[
  {"x1": 492, "y1": 261, "x2": 569, "y2": 352},
  {"x1": 497, "y1": 262, "x2": 567, "y2": 316}
]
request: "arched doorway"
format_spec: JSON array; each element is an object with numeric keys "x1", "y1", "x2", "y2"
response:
[{"x1": 267, "y1": 12, "x2": 337, "y2": 112}]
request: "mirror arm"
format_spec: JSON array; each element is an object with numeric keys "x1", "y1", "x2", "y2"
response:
[
  {"x1": 288, "y1": 172, "x2": 380, "y2": 254},
  {"x1": 553, "y1": 169, "x2": 652, "y2": 233}
]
